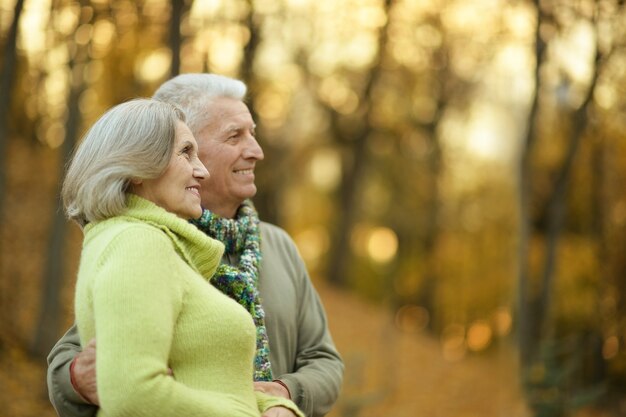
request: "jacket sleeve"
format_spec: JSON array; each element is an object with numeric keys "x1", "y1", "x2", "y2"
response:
[
  {"x1": 255, "y1": 391, "x2": 304, "y2": 417},
  {"x1": 47, "y1": 325, "x2": 98, "y2": 417},
  {"x1": 275, "y1": 234, "x2": 344, "y2": 417}
]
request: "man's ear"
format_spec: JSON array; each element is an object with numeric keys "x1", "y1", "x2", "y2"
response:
[{"x1": 130, "y1": 178, "x2": 143, "y2": 185}]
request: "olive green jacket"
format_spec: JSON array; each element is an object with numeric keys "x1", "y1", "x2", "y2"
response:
[{"x1": 47, "y1": 222, "x2": 344, "y2": 417}]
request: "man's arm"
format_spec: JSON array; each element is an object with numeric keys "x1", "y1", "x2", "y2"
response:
[
  {"x1": 276, "y1": 275, "x2": 344, "y2": 417},
  {"x1": 261, "y1": 224, "x2": 344, "y2": 417},
  {"x1": 47, "y1": 325, "x2": 98, "y2": 417}
]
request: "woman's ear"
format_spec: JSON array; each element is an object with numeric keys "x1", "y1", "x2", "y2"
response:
[{"x1": 127, "y1": 178, "x2": 143, "y2": 194}]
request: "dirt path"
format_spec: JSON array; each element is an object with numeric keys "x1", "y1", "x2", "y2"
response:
[{"x1": 318, "y1": 283, "x2": 531, "y2": 417}]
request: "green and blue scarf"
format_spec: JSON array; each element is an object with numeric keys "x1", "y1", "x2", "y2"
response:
[{"x1": 192, "y1": 200, "x2": 273, "y2": 381}]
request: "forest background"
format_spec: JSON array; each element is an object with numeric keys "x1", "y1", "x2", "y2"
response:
[{"x1": 1, "y1": 0, "x2": 625, "y2": 416}]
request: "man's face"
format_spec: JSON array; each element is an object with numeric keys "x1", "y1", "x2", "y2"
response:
[{"x1": 195, "y1": 96, "x2": 264, "y2": 218}]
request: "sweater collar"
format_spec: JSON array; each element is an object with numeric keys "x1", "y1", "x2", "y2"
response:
[{"x1": 90, "y1": 194, "x2": 225, "y2": 279}]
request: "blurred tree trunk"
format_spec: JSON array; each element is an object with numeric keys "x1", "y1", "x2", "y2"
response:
[
  {"x1": 168, "y1": 0, "x2": 186, "y2": 77},
  {"x1": 326, "y1": 0, "x2": 394, "y2": 287},
  {"x1": 517, "y1": 0, "x2": 549, "y2": 368},
  {"x1": 241, "y1": 0, "x2": 260, "y2": 89},
  {"x1": 0, "y1": 0, "x2": 25, "y2": 250},
  {"x1": 590, "y1": 133, "x2": 605, "y2": 260},
  {"x1": 413, "y1": 18, "x2": 452, "y2": 329},
  {"x1": 30, "y1": 3, "x2": 93, "y2": 357},
  {"x1": 590, "y1": 130, "x2": 611, "y2": 386},
  {"x1": 325, "y1": 111, "x2": 371, "y2": 288},
  {"x1": 414, "y1": 108, "x2": 444, "y2": 330},
  {"x1": 594, "y1": 3, "x2": 626, "y2": 342},
  {"x1": 0, "y1": 0, "x2": 24, "y2": 198},
  {"x1": 535, "y1": 45, "x2": 600, "y2": 333},
  {"x1": 518, "y1": 0, "x2": 603, "y2": 368}
]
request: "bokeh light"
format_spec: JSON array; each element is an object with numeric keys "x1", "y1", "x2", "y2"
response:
[
  {"x1": 442, "y1": 323, "x2": 467, "y2": 362},
  {"x1": 135, "y1": 48, "x2": 171, "y2": 82},
  {"x1": 367, "y1": 227, "x2": 398, "y2": 264},
  {"x1": 467, "y1": 320, "x2": 493, "y2": 352},
  {"x1": 395, "y1": 304, "x2": 429, "y2": 334}
]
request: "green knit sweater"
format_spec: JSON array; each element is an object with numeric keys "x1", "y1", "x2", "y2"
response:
[{"x1": 74, "y1": 195, "x2": 303, "y2": 417}]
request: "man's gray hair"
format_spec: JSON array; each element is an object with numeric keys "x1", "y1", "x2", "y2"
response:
[
  {"x1": 62, "y1": 98, "x2": 186, "y2": 227},
  {"x1": 152, "y1": 73, "x2": 247, "y2": 135}
]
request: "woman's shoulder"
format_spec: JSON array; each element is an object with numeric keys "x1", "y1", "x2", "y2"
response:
[
  {"x1": 82, "y1": 218, "x2": 180, "y2": 274},
  {"x1": 85, "y1": 217, "x2": 171, "y2": 250}
]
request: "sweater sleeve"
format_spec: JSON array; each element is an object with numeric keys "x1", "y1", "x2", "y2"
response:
[
  {"x1": 46, "y1": 325, "x2": 98, "y2": 417},
  {"x1": 255, "y1": 391, "x2": 304, "y2": 417},
  {"x1": 90, "y1": 226, "x2": 252, "y2": 417},
  {"x1": 272, "y1": 230, "x2": 344, "y2": 417}
]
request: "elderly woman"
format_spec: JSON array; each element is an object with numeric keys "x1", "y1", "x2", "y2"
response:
[{"x1": 62, "y1": 98, "x2": 303, "y2": 417}]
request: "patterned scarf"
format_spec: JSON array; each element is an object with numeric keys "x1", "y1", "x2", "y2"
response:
[{"x1": 192, "y1": 200, "x2": 273, "y2": 381}]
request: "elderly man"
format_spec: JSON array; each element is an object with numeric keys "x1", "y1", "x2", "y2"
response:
[{"x1": 47, "y1": 74, "x2": 344, "y2": 417}]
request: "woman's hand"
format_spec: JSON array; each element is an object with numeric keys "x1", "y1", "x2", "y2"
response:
[{"x1": 262, "y1": 406, "x2": 297, "y2": 417}]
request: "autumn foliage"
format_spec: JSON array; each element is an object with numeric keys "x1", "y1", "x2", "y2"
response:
[{"x1": 2, "y1": 0, "x2": 626, "y2": 416}]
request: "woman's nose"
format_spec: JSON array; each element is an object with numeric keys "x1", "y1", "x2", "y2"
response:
[{"x1": 193, "y1": 158, "x2": 209, "y2": 179}]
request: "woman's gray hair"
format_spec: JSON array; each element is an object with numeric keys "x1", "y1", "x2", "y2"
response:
[
  {"x1": 62, "y1": 98, "x2": 186, "y2": 227},
  {"x1": 152, "y1": 73, "x2": 247, "y2": 135}
]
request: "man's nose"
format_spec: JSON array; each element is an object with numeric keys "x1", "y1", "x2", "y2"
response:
[{"x1": 243, "y1": 136, "x2": 264, "y2": 160}]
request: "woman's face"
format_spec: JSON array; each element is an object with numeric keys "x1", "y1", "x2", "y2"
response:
[{"x1": 132, "y1": 121, "x2": 209, "y2": 219}]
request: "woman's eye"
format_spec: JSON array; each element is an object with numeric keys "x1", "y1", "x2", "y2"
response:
[{"x1": 179, "y1": 147, "x2": 192, "y2": 158}]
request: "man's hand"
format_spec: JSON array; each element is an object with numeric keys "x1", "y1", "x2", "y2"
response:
[
  {"x1": 70, "y1": 338, "x2": 99, "y2": 405},
  {"x1": 254, "y1": 381, "x2": 290, "y2": 399},
  {"x1": 262, "y1": 406, "x2": 298, "y2": 417}
]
